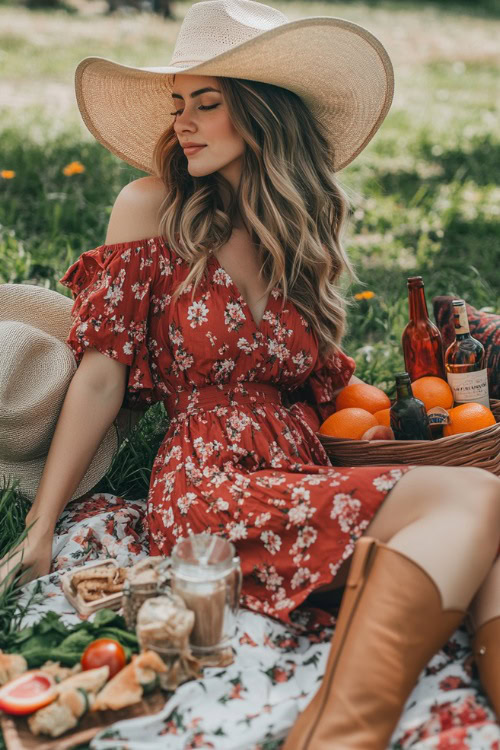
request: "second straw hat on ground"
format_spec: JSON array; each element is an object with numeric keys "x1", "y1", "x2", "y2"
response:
[{"x1": 0, "y1": 283, "x2": 139, "y2": 502}]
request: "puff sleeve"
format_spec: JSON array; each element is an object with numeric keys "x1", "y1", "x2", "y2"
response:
[
  {"x1": 59, "y1": 238, "x2": 160, "y2": 409},
  {"x1": 288, "y1": 347, "x2": 356, "y2": 432}
]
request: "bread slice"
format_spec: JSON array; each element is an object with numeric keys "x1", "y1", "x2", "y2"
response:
[{"x1": 92, "y1": 651, "x2": 166, "y2": 711}]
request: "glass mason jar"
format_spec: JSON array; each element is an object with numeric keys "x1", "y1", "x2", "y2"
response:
[
  {"x1": 169, "y1": 533, "x2": 242, "y2": 654},
  {"x1": 122, "y1": 579, "x2": 159, "y2": 630}
]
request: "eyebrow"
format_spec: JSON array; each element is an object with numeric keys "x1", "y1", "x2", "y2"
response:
[{"x1": 171, "y1": 87, "x2": 221, "y2": 100}]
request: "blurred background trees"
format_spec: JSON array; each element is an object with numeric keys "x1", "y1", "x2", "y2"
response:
[{"x1": 2, "y1": 0, "x2": 498, "y2": 20}]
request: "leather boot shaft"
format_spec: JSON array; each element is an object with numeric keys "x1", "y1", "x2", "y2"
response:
[{"x1": 283, "y1": 537, "x2": 465, "y2": 750}]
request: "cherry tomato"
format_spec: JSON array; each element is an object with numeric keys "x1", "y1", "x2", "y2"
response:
[{"x1": 81, "y1": 638, "x2": 126, "y2": 678}]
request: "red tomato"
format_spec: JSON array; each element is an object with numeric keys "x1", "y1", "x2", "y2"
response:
[
  {"x1": 81, "y1": 638, "x2": 126, "y2": 678},
  {"x1": 0, "y1": 671, "x2": 57, "y2": 715}
]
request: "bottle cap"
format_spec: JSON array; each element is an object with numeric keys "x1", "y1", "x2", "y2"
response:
[{"x1": 407, "y1": 276, "x2": 424, "y2": 287}]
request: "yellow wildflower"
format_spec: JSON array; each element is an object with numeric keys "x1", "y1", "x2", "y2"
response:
[
  {"x1": 354, "y1": 291, "x2": 376, "y2": 300},
  {"x1": 1, "y1": 170, "x2": 15, "y2": 179},
  {"x1": 63, "y1": 161, "x2": 85, "y2": 176}
]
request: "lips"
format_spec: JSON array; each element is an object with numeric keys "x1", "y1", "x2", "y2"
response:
[{"x1": 183, "y1": 145, "x2": 206, "y2": 155}]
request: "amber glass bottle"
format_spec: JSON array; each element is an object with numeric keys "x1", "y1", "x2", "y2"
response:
[
  {"x1": 445, "y1": 299, "x2": 490, "y2": 408},
  {"x1": 390, "y1": 372, "x2": 432, "y2": 440},
  {"x1": 402, "y1": 276, "x2": 445, "y2": 381}
]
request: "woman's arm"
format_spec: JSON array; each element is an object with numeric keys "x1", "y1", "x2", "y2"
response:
[
  {"x1": 0, "y1": 352, "x2": 127, "y2": 586},
  {"x1": 0, "y1": 184, "x2": 163, "y2": 587},
  {"x1": 26, "y1": 352, "x2": 127, "y2": 528}
]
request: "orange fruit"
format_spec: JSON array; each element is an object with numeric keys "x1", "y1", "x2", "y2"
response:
[
  {"x1": 319, "y1": 408, "x2": 378, "y2": 440},
  {"x1": 374, "y1": 408, "x2": 391, "y2": 426},
  {"x1": 443, "y1": 403, "x2": 496, "y2": 437},
  {"x1": 335, "y1": 383, "x2": 390, "y2": 414},
  {"x1": 411, "y1": 377, "x2": 453, "y2": 411}
]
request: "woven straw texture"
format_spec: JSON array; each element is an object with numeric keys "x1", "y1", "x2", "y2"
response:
[
  {"x1": 75, "y1": 0, "x2": 393, "y2": 174},
  {"x1": 0, "y1": 283, "x2": 121, "y2": 502},
  {"x1": 318, "y1": 399, "x2": 500, "y2": 476}
]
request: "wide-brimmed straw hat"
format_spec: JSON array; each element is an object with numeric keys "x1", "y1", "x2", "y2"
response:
[
  {"x1": 0, "y1": 284, "x2": 139, "y2": 503},
  {"x1": 75, "y1": 0, "x2": 394, "y2": 174}
]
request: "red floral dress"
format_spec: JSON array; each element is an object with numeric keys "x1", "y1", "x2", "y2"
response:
[{"x1": 59, "y1": 235, "x2": 412, "y2": 626}]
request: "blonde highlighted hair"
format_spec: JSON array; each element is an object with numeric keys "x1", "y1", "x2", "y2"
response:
[{"x1": 152, "y1": 75, "x2": 355, "y2": 359}]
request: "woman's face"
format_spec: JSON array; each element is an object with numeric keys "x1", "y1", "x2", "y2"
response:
[{"x1": 171, "y1": 74, "x2": 245, "y2": 192}]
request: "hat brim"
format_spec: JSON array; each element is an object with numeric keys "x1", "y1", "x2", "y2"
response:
[
  {"x1": 0, "y1": 423, "x2": 118, "y2": 504},
  {"x1": 0, "y1": 283, "x2": 138, "y2": 503},
  {"x1": 75, "y1": 16, "x2": 394, "y2": 174}
]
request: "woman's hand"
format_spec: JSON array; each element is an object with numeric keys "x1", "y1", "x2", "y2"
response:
[{"x1": 0, "y1": 516, "x2": 54, "y2": 589}]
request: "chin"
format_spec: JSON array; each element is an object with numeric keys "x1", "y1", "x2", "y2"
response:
[{"x1": 187, "y1": 162, "x2": 216, "y2": 177}]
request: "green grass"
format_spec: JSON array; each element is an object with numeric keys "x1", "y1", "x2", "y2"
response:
[{"x1": 0, "y1": 1, "x2": 499, "y2": 632}]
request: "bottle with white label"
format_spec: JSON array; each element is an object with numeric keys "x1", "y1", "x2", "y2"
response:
[{"x1": 444, "y1": 299, "x2": 490, "y2": 408}]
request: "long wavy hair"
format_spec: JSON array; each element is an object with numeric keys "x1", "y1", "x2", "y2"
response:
[{"x1": 152, "y1": 75, "x2": 356, "y2": 359}]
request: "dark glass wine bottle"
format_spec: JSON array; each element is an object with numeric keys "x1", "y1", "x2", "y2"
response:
[
  {"x1": 402, "y1": 276, "x2": 445, "y2": 381},
  {"x1": 390, "y1": 372, "x2": 432, "y2": 440},
  {"x1": 445, "y1": 299, "x2": 490, "y2": 408}
]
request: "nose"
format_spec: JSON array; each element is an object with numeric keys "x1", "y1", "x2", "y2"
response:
[{"x1": 173, "y1": 108, "x2": 197, "y2": 136}]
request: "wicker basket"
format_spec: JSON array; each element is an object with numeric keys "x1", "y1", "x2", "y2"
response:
[{"x1": 318, "y1": 399, "x2": 500, "y2": 476}]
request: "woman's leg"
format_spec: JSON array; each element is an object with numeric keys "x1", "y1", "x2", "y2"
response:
[
  {"x1": 364, "y1": 465, "x2": 500, "y2": 608},
  {"x1": 284, "y1": 466, "x2": 500, "y2": 750},
  {"x1": 468, "y1": 555, "x2": 500, "y2": 717},
  {"x1": 317, "y1": 466, "x2": 500, "y2": 611},
  {"x1": 366, "y1": 464, "x2": 500, "y2": 719},
  {"x1": 468, "y1": 555, "x2": 500, "y2": 629}
]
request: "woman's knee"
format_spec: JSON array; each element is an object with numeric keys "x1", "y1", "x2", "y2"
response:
[
  {"x1": 366, "y1": 465, "x2": 500, "y2": 543},
  {"x1": 404, "y1": 466, "x2": 499, "y2": 518},
  {"x1": 457, "y1": 467, "x2": 500, "y2": 530}
]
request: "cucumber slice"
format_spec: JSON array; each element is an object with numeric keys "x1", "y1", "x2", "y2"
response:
[
  {"x1": 141, "y1": 675, "x2": 159, "y2": 694},
  {"x1": 76, "y1": 687, "x2": 89, "y2": 714}
]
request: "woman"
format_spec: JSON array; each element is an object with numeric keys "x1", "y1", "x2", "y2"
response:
[{"x1": 1, "y1": 0, "x2": 498, "y2": 745}]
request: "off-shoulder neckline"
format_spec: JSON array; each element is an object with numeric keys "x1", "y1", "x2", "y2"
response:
[{"x1": 100, "y1": 234, "x2": 168, "y2": 251}]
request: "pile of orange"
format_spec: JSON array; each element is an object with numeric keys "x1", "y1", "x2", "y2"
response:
[
  {"x1": 319, "y1": 376, "x2": 496, "y2": 440},
  {"x1": 411, "y1": 376, "x2": 495, "y2": 436},
  {"x1": 319, "y1": 383, "x2": 390, "y2": 440}
]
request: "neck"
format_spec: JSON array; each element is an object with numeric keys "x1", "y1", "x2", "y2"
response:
[{"x1": 231, "y1": 207, "x2": 248, "y2": 233}]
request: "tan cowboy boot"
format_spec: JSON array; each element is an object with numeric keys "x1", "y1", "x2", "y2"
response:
[
  {"x1": 472, "y1": 616, "x2": 500, "y2": 719},
  {"x1": 282, "y1": 537, "x2": 466, "y2": 750}
]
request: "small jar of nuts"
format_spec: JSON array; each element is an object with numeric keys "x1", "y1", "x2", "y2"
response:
[{"x1": 121, "y1": 557, "x2": 164, "y2": 629}]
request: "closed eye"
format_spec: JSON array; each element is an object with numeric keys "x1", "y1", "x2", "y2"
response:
[{"x1": 170, "y1": 104, "x2": 220, "y2": 116}]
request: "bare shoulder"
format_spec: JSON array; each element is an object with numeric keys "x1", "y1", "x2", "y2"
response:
[{"x1": 105, "y1": 176, "x2": 169, "y2": 245}]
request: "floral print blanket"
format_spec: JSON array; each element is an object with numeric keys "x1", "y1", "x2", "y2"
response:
[{"x1": 15, "y1": 493, "x2": 499, "y2": 750}]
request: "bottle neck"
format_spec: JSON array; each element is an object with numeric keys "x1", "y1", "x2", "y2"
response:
[
  {"x1": 408, "y1": 285, "x2": 429, "y2": 322},
  {"x1": 453, "y1": 305, "x2": 471, "y2": 340},
  {"x1": 396, "y1": 381, "x2": 414, "y2": 400}
]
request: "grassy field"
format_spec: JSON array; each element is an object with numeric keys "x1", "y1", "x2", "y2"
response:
[{"x1": 1, "y1": 0, "x2": 499, "y2": 618}]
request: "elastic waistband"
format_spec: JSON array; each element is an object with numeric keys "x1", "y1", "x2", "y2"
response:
[{"x1": 164, "y1": 382, "x2": 282, "y2": 419}]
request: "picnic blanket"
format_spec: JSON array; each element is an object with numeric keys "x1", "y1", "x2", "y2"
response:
[{"x1": 15, "y1": 491, "x2": 500, "y2": 750}]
